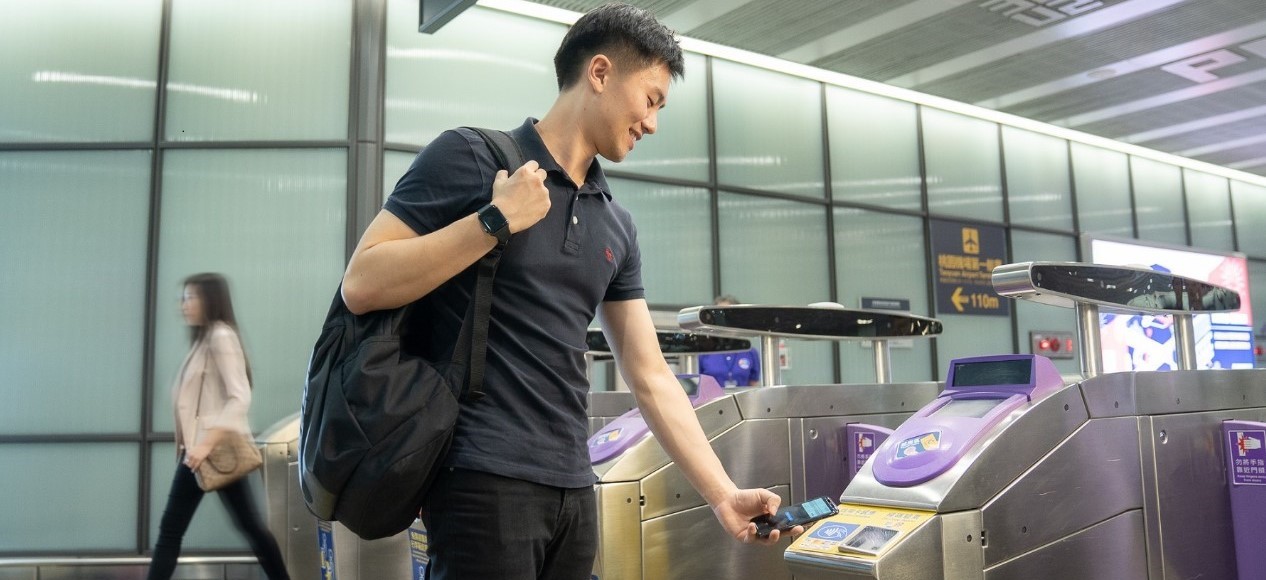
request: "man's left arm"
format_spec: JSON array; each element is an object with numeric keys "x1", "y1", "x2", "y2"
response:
[{"x1": 598, "y1": 299, "x2": 803, "y2": 544}]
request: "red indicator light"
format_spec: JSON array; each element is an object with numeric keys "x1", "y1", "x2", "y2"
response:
[{"x1": 1066, "y1": 339, "x2": 1074, "y2": 351}]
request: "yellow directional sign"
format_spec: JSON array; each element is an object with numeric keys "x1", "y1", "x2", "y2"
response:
[
  {"x1": 931, "y1": 220, "x2": 1010, "y2": 316},
  {"x1": 950, "y1": 287, "x2": 969, "y2": 312}
]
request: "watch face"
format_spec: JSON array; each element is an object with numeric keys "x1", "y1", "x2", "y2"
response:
[{"x1": 479, "y1": 204, "x2": 509, "y2": 242}]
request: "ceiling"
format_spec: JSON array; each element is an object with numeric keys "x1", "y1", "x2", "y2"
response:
[{"x1": 524, "y1": 0, "x2": 1266, "y2": 179}]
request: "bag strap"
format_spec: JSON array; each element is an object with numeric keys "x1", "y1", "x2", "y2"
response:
[
  {"x1": 451, "y1": 128, "x2": 527, "y2": 402},
  {"x1": 192, "y1": 343, "x2": 211, "y2": 423}
]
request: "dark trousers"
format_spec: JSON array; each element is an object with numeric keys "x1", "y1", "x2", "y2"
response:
[
  {"x1": 148, "y1": 464, "x2": 290, "y2": 580},
  {"x1": 423, "y1": 468, "x2": 597, "y2": 580}
]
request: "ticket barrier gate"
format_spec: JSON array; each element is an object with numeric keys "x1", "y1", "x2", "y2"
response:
[
  {"x1": 258, "y1": 414, "x2": 320, "y2": 580},
  {"x1": 785, "y1": 262, "x2": 1266, "y2": 580},
  {"x1": 590, "y1": 305, "x2": 943, "y2": 580}
]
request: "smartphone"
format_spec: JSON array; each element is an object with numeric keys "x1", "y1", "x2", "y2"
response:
[{"x1": 751, "y1": 496, "x2": 839, "y2": 538}]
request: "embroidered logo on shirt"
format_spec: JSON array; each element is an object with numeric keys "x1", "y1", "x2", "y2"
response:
[{"x1": 604, "y1": 246, "x2": 615, "y2": 263}]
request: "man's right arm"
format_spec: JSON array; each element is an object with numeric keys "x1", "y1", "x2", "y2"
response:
[{"x1": 341, "y1": 160, "x2": 550, "y2": 315}]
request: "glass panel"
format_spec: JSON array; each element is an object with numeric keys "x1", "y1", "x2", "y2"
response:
[
  {"x1": 713, "y1": 60, "x2": 824, "y2": 198},
  {"x1": 165, "y1": 0, "x2": 352, "y2": 141},
  {"x1": 718, "y1": 193, "x2": 832, "y2": 383},
  {"x1": 1071, "y1": 143, "x2": 1133, "y2": 238},
  {"x1": 1130, "y1": 157, "x2": 1186, "y2": 246},
  {"x1": 385, "y1": 3, "x2": 564, "y2": 146},
  {"x1": 718, "y1": 193, "x2": 829, "y2": 304},
  {"x1": 833, "y1": 209, "x2": 933, "y2": 383},
  {"x1": 384, "y1": 149, "x2": 418, "y2": 203},
  {"x1": 0, "y1": 151, "x2": 149, "y2": 435},
  {"x1": 1184, "y1": 170, "x2": 1234, "y2": 252},
  {"x1": 934, "y1": 315, "x2": 1014, "y2": 380},
  {"x1": 1003, "y1": 127, "x2": 1072, "y2": 230},
  {"x1": 607, "y1": 177, "x2": 712, "y2": 306},
  {"x1": 922, "y1": 108, "x2": 1003, "y2": 222},
  {"x1": 826, "y1": 87, "x2": 921, "y2": 211},
  {"x1": 621, "y1": 52, "x2": 709, "y2": 183},
  {"x1": 1011, "y1": 230, "x2": 1079, "y2": 376},
  {"x1": 149, "y1": 442, "x2": 251, "y2": 549},
  {"x1": 0, "y1": 0, "x2": 160, "y2": 142},
  {"x1": 0, "y1": 443, "x2": 138, "y2": 550},
  {"x1": 778, "y1": 340, "x2": 835, "y2": 386},
  {"x1": 1232, "y1": 181, "x2": 1266, "y2": 258},
  {"x1": 153, "y1": 149, "x2": 347, "y2": 434}
]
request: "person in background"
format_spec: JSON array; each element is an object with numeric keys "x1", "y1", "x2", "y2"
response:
[
  {"x1": 148, "y1": 273, "x2": 289, "y2": 580},
  {"x1": 698, "y1": 295, "x2": 762, "y2": 387},
  {"x1": 340, "y1": 4, "x2": 798, "y2": 578}
]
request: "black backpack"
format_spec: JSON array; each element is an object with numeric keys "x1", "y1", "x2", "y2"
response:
[{"x1": 298, "y1": 128, "x2": 524, "y2": 540}]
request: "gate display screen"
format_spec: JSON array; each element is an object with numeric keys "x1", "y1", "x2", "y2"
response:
[{"x1": 950, "y1": 359, "x2": 1032, "y2": 387}]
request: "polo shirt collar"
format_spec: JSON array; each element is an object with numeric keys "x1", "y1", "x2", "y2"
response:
[{"x1": 510, "y1": 118, "x2": 612, "y2": 200}]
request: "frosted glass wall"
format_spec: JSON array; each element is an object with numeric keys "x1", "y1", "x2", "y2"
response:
[
  {"x1": 1003, "y1": 127, "x2": 1073, "y2": 231},
  {"x1": 0, "y1": 0, "x2": 161, "y2": 142},
  {"x1": 1184, "y1": 170, "x2": 1234, "y2": 252},
  {"x1": 713, "y1": 60, "x2": 825, "y2": 199},
  {"x1": 165, "y1": 0, "x2": 352, "y2": 141},
  {"x1": 1132, "y1": 156, "x2": 1187, "y2": 246},
  {"x1": 1071, "y1": 143, "x2": 1134, "y2": 238},
  {"x1": 826, "y1": 87, "x2": 922, "y2": 211},
  {"x1": 0, "y1": 152, "x2": 150, "y2": 434},
  {"x1": 609, "y1": 178, "x2": 713, "y2": 305},
  {"x1": 923, "y1": 108, "x2": 1004, "y2": 222}
]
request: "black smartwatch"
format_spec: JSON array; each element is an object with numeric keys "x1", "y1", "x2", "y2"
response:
[{"x1": 476, "y1": 203, "x2": 510, "y2": 246}]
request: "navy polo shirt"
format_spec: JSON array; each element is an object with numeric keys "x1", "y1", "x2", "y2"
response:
[{"x1": 384, "y1": 118, "x2": 644, "y2": 488}]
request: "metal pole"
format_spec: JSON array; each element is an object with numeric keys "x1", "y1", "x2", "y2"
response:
[
  {"x1": 678, "y1": 354, "x2": 699, "y2": 375},
  {"x1": 873, "y1": 340, "x2": 892, "y2": 384},
  {"x1": 761, "y1": 336, "x2": 779, "y2": 387},
  {"x1": 1173, "y1": 314, "x2": 1197, "y2": 370},
  {"x1": 1076, "y1": 302, "x2": 1103, "y2": 378}
]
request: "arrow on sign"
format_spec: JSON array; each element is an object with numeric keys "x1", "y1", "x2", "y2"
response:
[{"x1": 951, "y1": 287, "x2": 969, "y2": 312}]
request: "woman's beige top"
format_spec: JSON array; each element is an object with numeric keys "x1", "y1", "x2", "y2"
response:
[{"x1": 171, "y1": 321, "x2": 253, "y2": 453}]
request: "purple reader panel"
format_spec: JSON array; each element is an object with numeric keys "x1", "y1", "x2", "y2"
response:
[
  {"x1": 872, "y1": 354, "x2": 1063, "y2": 487},
  {"x1": 846, "y1": 424, "x2": 893, "y2": 482},
  {"x1": 1223, "y1": 420, "x2": 1266, "y2": 578},
  {"x1": 588, "y1": 374, "x2": 727, "y2": 465}
]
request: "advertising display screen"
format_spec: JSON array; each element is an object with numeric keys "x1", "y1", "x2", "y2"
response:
[{"x1": 1088, "y1": 237, "x2": 1254, "y2": 371}]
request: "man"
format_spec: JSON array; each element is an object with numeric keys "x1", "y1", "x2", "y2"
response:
[{"x1": 341, "y1": 4, "x2": 799, "y2": 578}]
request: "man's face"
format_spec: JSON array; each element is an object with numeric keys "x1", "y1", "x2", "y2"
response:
[{"x1": 592, "y1": 59, "x2": 671, "y2": 162}]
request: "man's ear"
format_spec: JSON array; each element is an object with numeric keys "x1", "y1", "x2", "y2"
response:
[{"x1": 587, "y1": 54, "x2": 613, "y2": 93}]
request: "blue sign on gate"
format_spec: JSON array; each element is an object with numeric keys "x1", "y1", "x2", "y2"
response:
[
  {"x1": 318, "y1": 520, "x2": 336, "y2": 580},
  {"x1": 1229, "y1": 429, "x2": 1266, "y2": 486}
]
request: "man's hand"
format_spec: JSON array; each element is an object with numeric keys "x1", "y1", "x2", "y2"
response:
[
  {"x1": 492, "y1": 160, "x2": 550, "y2": 234},
  {"x1": 711, "y1": 487, "x2": 805, "y2": 545}
]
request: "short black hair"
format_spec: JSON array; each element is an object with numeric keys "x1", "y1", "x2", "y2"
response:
[{"x1": 554, "y1": 3, "x2": 684, "y2": 91}]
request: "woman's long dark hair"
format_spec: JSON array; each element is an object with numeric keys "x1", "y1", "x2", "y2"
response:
[{"x1": 184, "y1": 272, "x2": 252, "y2": 385}]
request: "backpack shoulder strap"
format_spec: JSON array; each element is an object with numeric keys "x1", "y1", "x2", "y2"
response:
[
  {"x1": 450, "y1": 127, "x2": 526, "y2": 402},
  {"x1": 465, "y1": 127, "x2": 526, "y2": 175}
]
